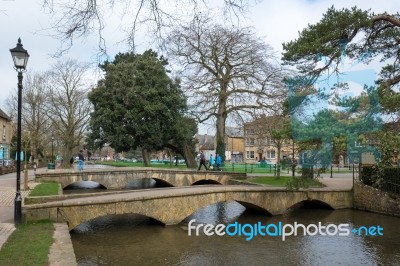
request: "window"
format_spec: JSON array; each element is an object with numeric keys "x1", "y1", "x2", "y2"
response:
[
  {"x1": 266, "y1": 150, "x2": 276, "y2": 159},
  {"x1": 246, "y1": 151, "x2": 255, "y2": 159},
  {"x1": 245, "y1": 138, "x2": 255, "y2": 146},
  {"x1": 246, "y1": 128, "x2": 254, "y2": 135}
]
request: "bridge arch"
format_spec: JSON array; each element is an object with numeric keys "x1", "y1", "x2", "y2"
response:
[
  {"x1": 70, "y1": 213, "x2": 165, "y2": 231},
  {"x1": 65, "y1": 198, "x2": 275, "y2": 230},
  {"x1": 288, "y1": 199, "x2": 335, "y2": 211},
  {"x1": 150, "y1": 178, "x2": 175, "y2": 187},
  {"x1": 63, "y1": 181, "x2": 107, "y2": 190},
  {"x1": 192, "y1": 180, "x2": 222, "y2": 185}
]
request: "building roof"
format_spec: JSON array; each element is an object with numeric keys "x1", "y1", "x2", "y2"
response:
[
  {"x1": 197, "y1": 134, "x2": 215, "y2": 150},
  {"x1": 0, "y1": 108, "x2": 11, "y2": 121},
  {"x1": 226, "y1": 126, "x2": 244, "y2": 137}
]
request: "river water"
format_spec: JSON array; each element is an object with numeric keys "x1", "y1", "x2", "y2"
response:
[{"x1": 66, "y1": 181, "x2": 400, "y2": 266}]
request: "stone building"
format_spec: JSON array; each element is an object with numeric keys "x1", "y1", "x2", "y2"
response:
[
  {"x1": 0, "y1": 108, "x2": 13, "y2": 162},
  {"x1": 243, "y1": 115, "x2": 297, "y2": 164},
  {"x1": 196, "y1": 130, "x2": 245, "y2": 163},
  {"x1": 225, "y1": 127, "x2": 244, "y2": 163}
]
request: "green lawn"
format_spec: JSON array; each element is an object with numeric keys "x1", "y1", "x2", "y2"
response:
[
  {"x1": 0, "y1": 221, "x2": 54, "y2": 266},
  {"x1": 247, "y1": 175, "x2": 325, "y2": 188},
  {"x1": 29, "y1": 182, "x2": 59, "y2": 196},
  {"x1": 247, "y1": 176, "x2": 292, "y2": 186}
]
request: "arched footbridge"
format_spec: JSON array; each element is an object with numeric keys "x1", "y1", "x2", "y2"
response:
[
  {"x1": 23, "y1": 185, "x2": 353, "y2": 230},
  {"x1": 35, "y1": 168, "x2": 245, "y2": 189}
]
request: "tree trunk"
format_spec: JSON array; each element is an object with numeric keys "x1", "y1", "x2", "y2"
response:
[
  {"x1": 215, "y1": 92, "x2": 227, "y2": 161},
  {"x1": 142, "y1": 148, "x2": 150, "y2": 166},
  {"x1": 277, "y1": 145, "x2": 281, "y2": 178},
  {"x1": 183, "y1": 142, "x2": 197, "y2": 168},
  {"x1": 62, "y1": 148, "x2": 74, "y2": 169}
]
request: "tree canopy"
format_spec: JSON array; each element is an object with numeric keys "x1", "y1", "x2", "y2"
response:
[
  {"x1": 282, "y1": 6, "x2": 400, "y2": 115},
  {"x1": 88, "y1": 50, "x2": 196, "y2": 166},
  {"x1": 283, "y1": 6, "x2": 399, "y2": 166}
]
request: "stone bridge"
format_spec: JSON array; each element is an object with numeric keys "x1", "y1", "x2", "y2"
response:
[
  {"x1": 35, "y1": 168, "x2": 246, "y2": 189},
  {"x1": 23, "y1": 186, "x2": 353, "y2": 230}
]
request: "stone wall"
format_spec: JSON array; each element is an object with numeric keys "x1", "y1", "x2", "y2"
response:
[
  {"x1": 35, "y1": 168, "x2": 246, "y2": 189},
  {"x1": 354, "y1": 181, "x2": 400, "y2": 217}
]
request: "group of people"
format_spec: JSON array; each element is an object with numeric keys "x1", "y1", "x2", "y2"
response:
[{"x1": 198, "y1": 151, "x2": 222, "y2": 171}]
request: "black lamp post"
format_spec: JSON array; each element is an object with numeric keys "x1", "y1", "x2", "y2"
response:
[
  {"x1": 10, "y1": 38, "x2": 29, "y2": 226},
  {"x1": 51, "y1": 135, "x2": 55, "y2": 163}
]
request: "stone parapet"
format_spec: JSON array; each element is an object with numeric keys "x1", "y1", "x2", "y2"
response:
[
  {"x1": 35, "y1": 168, "x2": 246, "y2": 189},
  {"x1": 23, "y1": 186, "x2": 353, "y2": 230},
  {"x1": 354, "y1": 181, "x2": 400, "y2": 217}
]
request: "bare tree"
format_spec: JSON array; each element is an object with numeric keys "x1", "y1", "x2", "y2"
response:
[
  {"x1": 168, "y1": 16, "x2": 286, "y2": 160},
  {"x1": 6, "y1": 72, "x2": 52, "y2": 162},
  {"x1": 47, "y1": 59, "x2": 93, "y2": 167},
  {"x1": 40, "y1": 0, "x2": 257, "y2": 58}
]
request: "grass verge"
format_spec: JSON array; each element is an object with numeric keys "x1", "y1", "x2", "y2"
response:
[
  {"x1": 247, "y1": 176, "x2": 292, "y2": 186},
  {"x1": 247, "y1": 175, "x2": 325, "y2": 188},
  {"x1": 30, "y1": 182, "x2": 59, "y2": 196},
  {"x1": 0, "y1": 221, "x2": 54, "y2": 266}
]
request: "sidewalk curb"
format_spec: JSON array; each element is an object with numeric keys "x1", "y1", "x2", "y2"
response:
[{"x1": 0, "y1": 223, "x2": 15, "y2": 250}]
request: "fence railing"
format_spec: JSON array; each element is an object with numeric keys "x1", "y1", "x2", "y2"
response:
[{"x1": 221, "y1": 163, "x2": 298, "y2": 176}]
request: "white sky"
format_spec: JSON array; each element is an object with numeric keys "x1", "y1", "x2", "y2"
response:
[{"x1": 0, "y1": 0, "x2": 398, "y2": 133}]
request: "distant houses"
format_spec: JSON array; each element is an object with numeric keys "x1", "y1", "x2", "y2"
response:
[
  {"x1": 0, "y1": 108, "x2": 13, "y2": 162},
  {"x1": 195, "y1": 117, "x2": 297, "y2": 165}
]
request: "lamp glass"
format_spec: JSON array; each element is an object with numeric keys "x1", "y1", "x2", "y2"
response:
[{"x1": 10, "y1": 38, "x2": 29, "y2": 69}]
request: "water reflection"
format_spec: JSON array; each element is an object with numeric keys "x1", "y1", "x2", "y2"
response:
[{"x1": 71, "y1": 201, "x2": 400, "y2": 266}]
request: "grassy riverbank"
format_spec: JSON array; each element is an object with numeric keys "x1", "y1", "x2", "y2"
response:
[
  {"x1": 0, "y1": 221, "x2": 54, "y2": 266},
  {"x1": 29, "y1": 182, "x2": 59, "y2": 196},
  {"x1": 246, "y1": 175, "x2": 325, "y2": 188}
]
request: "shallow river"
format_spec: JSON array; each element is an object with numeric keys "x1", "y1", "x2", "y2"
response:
[{"x1": 66, "y1": 181, "x2": 400, "y2": 266}]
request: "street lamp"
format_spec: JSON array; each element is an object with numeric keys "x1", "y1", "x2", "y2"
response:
[
  {"x1": 10, "y1": 38, "x2": 29, "y2": 226},
  {"x1": 51, "y1": 135, "x2": 55, "y2": 163}
]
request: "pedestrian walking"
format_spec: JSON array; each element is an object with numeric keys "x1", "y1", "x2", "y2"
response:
[
  {"x1": 78, "y1": 150, "x2": 85, "y2": 171},
  {"x1": 209, "y1": 154, "x2": 214, "y2": 170},
  {"x1": 198, "y1": 151, "x2": 208, "y2": 171},
  {"x1": 215, "y1": 153, "x2": 222, "y2": 171}
]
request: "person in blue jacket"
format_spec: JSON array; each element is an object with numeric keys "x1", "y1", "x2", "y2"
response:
[
  {"x1": 209, "y1": 154, "x2": 215, "y2": 170},
  {"x1": 215, "y1": 153, "x2": 222, "y2": 171}
]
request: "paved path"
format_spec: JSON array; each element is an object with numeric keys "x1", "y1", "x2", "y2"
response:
[{"x1": 0, "y1": 169, "x2": 40, "y2": 251}]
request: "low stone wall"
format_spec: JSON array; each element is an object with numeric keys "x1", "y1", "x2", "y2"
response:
[{"x1": 354, "y1": 180, "x2": 400, "y2": 217}]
